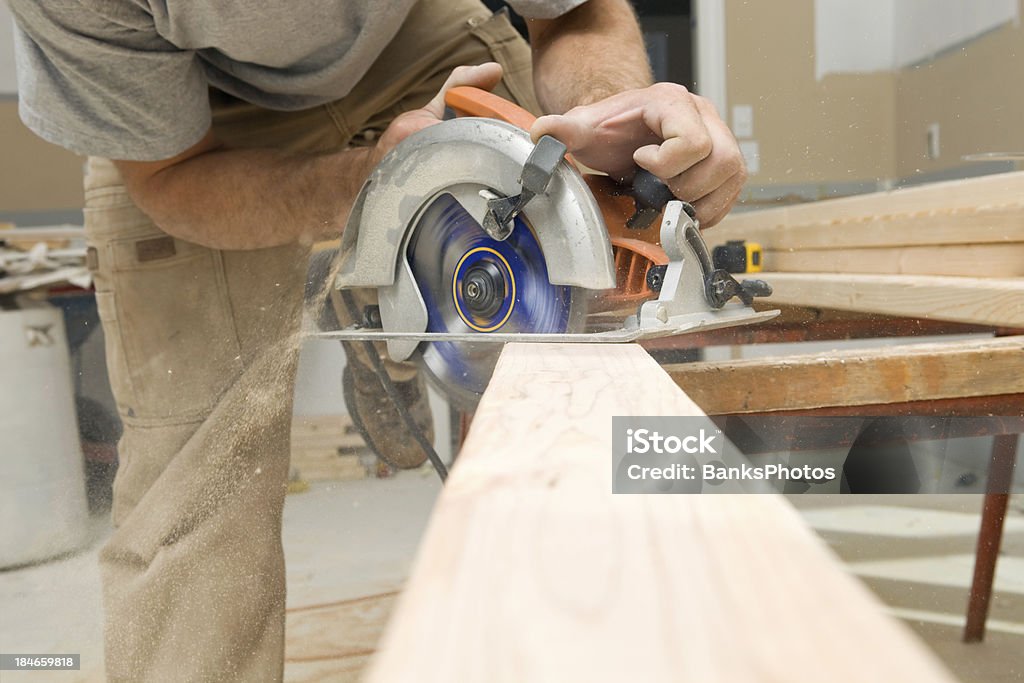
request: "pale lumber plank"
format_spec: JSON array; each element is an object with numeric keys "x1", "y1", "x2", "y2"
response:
[
  {"x1": 669, "y1": 336, "x2": 1024, "y2": 414},
  {"x1": 0, "y1": 225, "x2": 85, "y2": 241},
  {"x1": 292, "y1": 414, "x2": 358, "y2": 432},
  {"x1": 365, "y1": 343, "x2": 955, "y2": 683},
  {"x1": 290, "y1": 414, "x2": 366, "y2": 450},
  {"x1": 747, "y1": 171, "x2": 1024, "y2": 224},
  {"x1": 715, "y1": 172, "x2": 1024, "y2": 251},
  {"x1": 717, "y1": 204, "x2": 1024, "y2": 251},
  {"x1": 290, "y1": 436, "x2": 367, "y2": 451},
  {"x1": 290, "y1": 414, "x2": 369, "y2": 482},
  {"x1": 289, "y1": 457, "x2": 366, "y2": 483},
  {"x1": 766, "y1": 243, "x2": 1024, "y2": 278},
  {"x1": 761, "y1": 272, "x2": 1024, "y2": 327},
  {"x1": 0, "y1": 266, "x2": 91, "y2": 294}
]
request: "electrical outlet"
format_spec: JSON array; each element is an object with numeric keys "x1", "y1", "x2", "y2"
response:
[
  {"x1": 732, "y1": 105, "x2": 754, "y2": 138},
  {"x1": 927, "y1": 123, "x2": 941, "y2": 160},
  {"x1": 739, "y1": 141, "x2": 760, "y2": 175}
]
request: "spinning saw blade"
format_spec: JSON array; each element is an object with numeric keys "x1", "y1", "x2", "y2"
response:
[{"x1": 406, "y1": 192, "x2": 585, "y2": 407}]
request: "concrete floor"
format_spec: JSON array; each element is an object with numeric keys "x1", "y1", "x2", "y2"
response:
[
  {"x1": 790, "y1": 494, "x2": 1024, "y2": 683},
  {"x1": 0, "y1": 472, "x2": 441, "y2": 683},
  {"x1": 1, "y1": 478, "x2": 1021, "y2": 682}
]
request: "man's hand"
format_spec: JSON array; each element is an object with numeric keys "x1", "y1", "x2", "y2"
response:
[
  {"x1": 373, "y1": 62, "x2": 504, "y2": 162},
  {"x1": 531, "y1": 83, "x2": 746, "y2": 228},
  {"x1": 526, "y1": 0, "x2": 745, "y2": 228},
  {"x1": 378, "y1": 59, "x2": 746, "y2": 229}
]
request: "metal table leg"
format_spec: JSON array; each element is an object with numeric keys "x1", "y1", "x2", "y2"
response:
[{"x1": 964, "y1": 433, "x2": 1018, "y2": 643}]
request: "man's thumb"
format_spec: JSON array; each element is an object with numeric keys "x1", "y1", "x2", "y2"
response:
[
  {"x1": 530, "y1": 114, "x2": 592, "y2": 151},
  {"x1": 425, "y1": 63, "x2": 504, "y2": 118}
]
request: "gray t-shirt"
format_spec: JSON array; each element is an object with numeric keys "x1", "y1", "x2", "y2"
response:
[{"x1": 10, "y1": 0, "x2": 586, "y2": 161}]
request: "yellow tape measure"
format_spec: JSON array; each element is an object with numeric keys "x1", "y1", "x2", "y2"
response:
[{"x1": 712, "y1": 240, "x2": 763, "y2": 273}]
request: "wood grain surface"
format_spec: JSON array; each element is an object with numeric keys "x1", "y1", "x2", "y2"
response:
[
  {"x1": 670, "y1": 335, "x2": 1024, "y2": 414},
  {"x1": 759, "y1": 273, "x2": 1024, "y2": 327},
  {"x1": 365, "y1": 343, "x2": 957, "y2": 683},
  {"x1": 765, "y1": 243, "x2": 1024, "y2": 278},
  {"x1": 714, "y1": 171, "x2": 1024, "y2": 250}
]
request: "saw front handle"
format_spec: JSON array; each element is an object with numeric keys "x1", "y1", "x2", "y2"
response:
[
  {"x1": 445, "y1": 86, "x2": 538, "y2": 129},
  {"x1": 446, "y1": 86, "x2": 669, "y2": 223},
  {"x1": 444, "y1": 86, "x2": 675, "y2": 312}
]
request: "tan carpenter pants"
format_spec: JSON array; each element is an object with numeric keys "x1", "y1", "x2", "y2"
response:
[{"x1": 84, "y1": 2, "x2": 539, "y2": 680}]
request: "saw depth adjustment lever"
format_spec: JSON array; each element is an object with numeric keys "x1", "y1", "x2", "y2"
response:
[
  {"x1": 622, "y1": 168, "x2": 772, "y2": 309},
  {"x1": 482, "y1": 135, "x2": 567, "y2": 241},
  {"x1": 672, "y1": 201, "x2": 772, "y2": 309}
]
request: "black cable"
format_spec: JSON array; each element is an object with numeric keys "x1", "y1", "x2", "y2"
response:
[{"x1": 339, "y1": 290, "x2": 449, "y2": 482}]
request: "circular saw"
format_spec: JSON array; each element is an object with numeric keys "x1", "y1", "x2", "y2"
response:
[{"x1": 322, "y1": 87, "x2": 777, "y2": 406}]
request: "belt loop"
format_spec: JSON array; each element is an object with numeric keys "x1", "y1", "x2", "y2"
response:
[{"x1": 86, "y1": 246, "x2": 100, "y2": 272}]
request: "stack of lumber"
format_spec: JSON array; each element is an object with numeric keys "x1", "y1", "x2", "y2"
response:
[
  {"x1": 290, "y1": 414, "x2": 368, "y2": 482},
  {"x1": 0, "y1": 224, "x2": 90, "y2": 295},
  {"x1": 0, "y1": 223, "x2": 83, "y2": 250},
  {"x1": 710, "y1": 171, "x2": 1024, "y2": 327}
]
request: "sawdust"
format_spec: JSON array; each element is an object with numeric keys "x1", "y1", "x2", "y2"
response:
[
  {"x1": 82, "y1": 246, "x2": 346, "y2": 677},
  {"x1": 1, "y1": 248, "x2": 368, "y2": 678}
]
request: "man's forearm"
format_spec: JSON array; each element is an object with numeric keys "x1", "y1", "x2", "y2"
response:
[
  {"x1": 529, "y1": 0, "x2": 653, "y2": 113},
  {"x1": 118, "y1": 145, "x2": 377, "y2": 251}
]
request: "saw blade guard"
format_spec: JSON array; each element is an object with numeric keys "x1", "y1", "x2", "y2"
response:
[
  {"x1": 334, "y1": 118, "x2": 614, "y2": 293},
  {"x1": 332, "y1": 114, "x2": 615, "y2": 404}
]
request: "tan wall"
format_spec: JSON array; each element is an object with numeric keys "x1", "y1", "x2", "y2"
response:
[
  {"x1": 894, "y1": 1, "x2": 1024, "y2": 178},
  {"x1": 0, "y1": 100, "x2": 84, "y2": 217},
  {"x1": 726, "y1": 0, "x2": 1024, "y2": 190},
  {"x1": 725, "y1": 0, "x2": 896, "y2": 189}
]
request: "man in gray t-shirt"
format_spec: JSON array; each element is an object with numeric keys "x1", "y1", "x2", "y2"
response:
[{"x1": 11, "y1": 0, "x2": 746, "y2": 679}]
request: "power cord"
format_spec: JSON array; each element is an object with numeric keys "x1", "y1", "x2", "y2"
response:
[{"x1": 339, "y1": 289, "x2": 449, "y2": 482}]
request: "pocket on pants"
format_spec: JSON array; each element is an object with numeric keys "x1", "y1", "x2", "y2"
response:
[
  {"x1": 107, "y1": 234, "x2": 245, "y2": 421},
  {"x1": 84, "y1": 165, "x2": 246, "y2": 422},
  {"x1": 468, "y1": 10, "x2": 541, "y2": 115},
  {"x1": 94, "y1": 290, "x2": 138, "y2": 416}
]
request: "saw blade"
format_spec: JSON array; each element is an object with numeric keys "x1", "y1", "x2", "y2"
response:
[{"x1": 406, "y1": 192, "x2": 584, "y2": 407}]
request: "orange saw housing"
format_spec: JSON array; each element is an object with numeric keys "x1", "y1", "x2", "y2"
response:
[{"x1": 445, "y1": 86, "x2": 667, "y2": 313}]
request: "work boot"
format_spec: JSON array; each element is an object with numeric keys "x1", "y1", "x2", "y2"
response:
[{"x1": 342, "y1": 348, "x2": 434, "y2": 469}]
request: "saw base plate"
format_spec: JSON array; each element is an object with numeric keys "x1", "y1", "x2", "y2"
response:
[{"x1": 312, "y1": 308, "x2": 779, "y2": 344}]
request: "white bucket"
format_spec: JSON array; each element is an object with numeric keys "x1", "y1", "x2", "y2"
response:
[{"x1": 0, "y1": 305, "x2": 90, "y2": 568}]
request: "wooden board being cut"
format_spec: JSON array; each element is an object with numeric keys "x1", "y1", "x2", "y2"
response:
[
  {"x1": 365, "y1": 343, "x2": 956, "y2": 683},
  {"x1": 761, "y1": 272, "x2": 1024, "y2": 327},
  {"x1": 669, "y1": 335, "x2": 1024, "y2": 415}
]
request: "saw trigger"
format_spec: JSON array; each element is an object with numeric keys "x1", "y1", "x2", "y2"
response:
[{"x1": 625, "y1": 168, "x2": 676, "y2": 230}]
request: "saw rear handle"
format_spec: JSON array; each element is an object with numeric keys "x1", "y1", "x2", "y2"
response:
[{"x1": 443, "y1": 86, "x2": 772, "y2": 313}]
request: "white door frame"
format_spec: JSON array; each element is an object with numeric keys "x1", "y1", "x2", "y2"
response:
[{"x1": 693, "y1": 0, "x2": 728, "y2": 116}]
